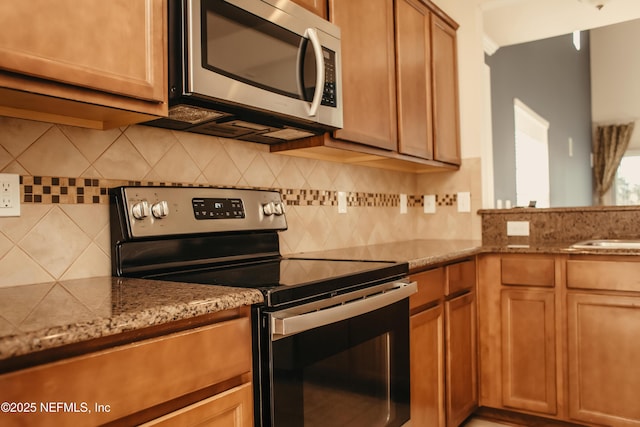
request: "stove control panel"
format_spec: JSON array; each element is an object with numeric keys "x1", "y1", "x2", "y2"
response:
[
  {"x1": 192, "y1": 198, "x2": 245, "y2": 220},
  {"x1": 112, "y1": 186, "x2": 287, "y2": 238}
]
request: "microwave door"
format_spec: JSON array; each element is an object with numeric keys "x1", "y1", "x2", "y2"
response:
[{"x1": 192, "y1": 0, "x2": 319, "y2": 122}]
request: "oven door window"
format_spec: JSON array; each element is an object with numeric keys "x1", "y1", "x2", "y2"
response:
[
  {"x1": 201, "y1": 0, "x2": 317, "y2": 101},
  {"x1": 268, "y1": 300, "x2": 410, "y2": 427}
]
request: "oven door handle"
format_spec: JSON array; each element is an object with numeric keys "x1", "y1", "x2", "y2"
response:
[{"x1": 271, "y1": 281, "x2": 417, "y2": 339}]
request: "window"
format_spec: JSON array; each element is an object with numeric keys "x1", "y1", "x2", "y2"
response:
[
  {"x1": 514, "y1": 99, "x2": 550, "y2": 208},
  {"x1": 614, "y1": 151, "x2": 640, "y2": 205}
]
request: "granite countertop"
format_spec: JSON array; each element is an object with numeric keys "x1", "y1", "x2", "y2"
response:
[
  {"x1": 288, "y1": 239, "x2": 484, "y2": 272},
  {"x1": 3, "y1": 238, "x2": 637, "y2": 366},
  {"x1": 0, "y1": 277, "x2": 263, "y2": 362}
]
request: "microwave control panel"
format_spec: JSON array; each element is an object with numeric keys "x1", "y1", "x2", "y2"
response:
[{"x1": 322, "y1": 48, "x2": 337, "y2": 108}]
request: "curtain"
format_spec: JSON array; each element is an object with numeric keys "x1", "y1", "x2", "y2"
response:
[{"x1": 593, "y1": 122, "x2": 635, "y2": 205}]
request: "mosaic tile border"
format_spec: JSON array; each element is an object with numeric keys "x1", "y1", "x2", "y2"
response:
[{"x1": 18, "y1": 176, "x2": 461, "y2": 208}]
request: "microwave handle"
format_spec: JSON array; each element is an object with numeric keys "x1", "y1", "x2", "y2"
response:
[{"x1": 304, "y1": 28, "x2": 325, "y2": 117}]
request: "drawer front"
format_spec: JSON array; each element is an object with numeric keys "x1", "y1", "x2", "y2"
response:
[
  {"x1": 446, "y1": 260, "x2": 476, "y2": 295},
  {"x1": 140, "y1": 382, "x2": 254, "y2": 427},
  {"x1": 0, "y1": 316, "x2": 251, "y2": 426},
  {"x1": 410, "y1": 267, "x2": 446, "y2": 310},
  {"x1": 567, "y1": 259, "x2": 640, "y2": 292},
  {"x1": 501, "y1": 256, "x2": 555, "y2": 287}
]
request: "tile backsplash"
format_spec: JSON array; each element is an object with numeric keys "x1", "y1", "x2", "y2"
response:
[{"x1": 0, "y1": 116, "x2": 481, "y2": 288}]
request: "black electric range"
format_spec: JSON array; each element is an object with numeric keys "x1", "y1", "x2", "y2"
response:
[{"x1": 109, "y1": 186, "x2": 408, "y2": 308}]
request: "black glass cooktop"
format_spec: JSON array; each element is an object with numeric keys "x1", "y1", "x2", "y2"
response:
[{"x1": 145, "y1": 258, "x2": 408, "y2": 307}]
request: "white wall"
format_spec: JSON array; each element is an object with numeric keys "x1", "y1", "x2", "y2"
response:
[{"x1": 590, "y1": 18, "x2": 640, "y2": 149}]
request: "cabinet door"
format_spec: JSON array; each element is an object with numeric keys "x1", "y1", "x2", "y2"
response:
[
  {"x1": 431, "y1": 15, "x2": 460, "y2": 165},
  {"x1": 329, "y1": 0, "x2": 398, "y2": 150},
  {"x1": 411, "y1": 305, "x2": 445, "y2": 427},
  {"x1": 291, "y1": 0, "x2": 327, "y2": 17},
  {"x1": 445, "y1": 292, "x2": 477, "y2": 427},
  {"x1": 395, "y1": 0, "x2": 433, "y2": 159},
  {"x1": 0, "y1": 0, "x2": 165, "y2": 103},
  {"x1": 141, "y1": 383, "x2": 253, "y2": 427},
  {"x1": 567, "y1": 293, "x2": 640, "y2": 426},
  {"x1": 501, "y1": 289, "x2": 557, "y2": 415}
]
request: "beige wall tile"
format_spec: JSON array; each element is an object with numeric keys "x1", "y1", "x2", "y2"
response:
[
  {"x1": 93, "y1": 134, "x2": 151, "y2": 179},
  {"x1": 18, "y1": 127, "x2": 90, "y2": 177},
  {"x1": 0, "y1": 118, "x2": 484, "y2": 288}
]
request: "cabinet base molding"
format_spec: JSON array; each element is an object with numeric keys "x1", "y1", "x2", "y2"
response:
[{"x1": 472, "y1": 407, "x2": 590, "y2": 427}]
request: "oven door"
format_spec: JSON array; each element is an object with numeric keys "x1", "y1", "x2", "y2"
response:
[{"x1": 260, "y1": 281, "x2": 415, "y2": 427}]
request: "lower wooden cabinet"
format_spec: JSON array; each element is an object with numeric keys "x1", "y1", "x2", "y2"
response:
[
  {"x1": 411, "y1": 304, "x2": 445, "y2": 426},
  {"x1": 410, "y1": 259, "x2": 477, "y2": 427},
  {"x1": 478, "y1": 253, "x2": 640, "y2": 426},
  {"x1": 0, "y1": 307, "x2": 253, "y2": 427},
  {"x1": 567, "y1": 292, "x2": 640, "y2": 426},
  {"x1": 445, "y1": 291, "x2": 477, "y2": 427},
  {"x1": 501, "y1": 289, "x2": 556, "y2": 414}
]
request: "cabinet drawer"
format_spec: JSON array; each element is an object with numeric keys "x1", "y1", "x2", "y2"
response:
[
  {"x1": 501, "y1": 256, "x2": 555, "y2": 287},
  {"x1": 410, "y1": 267, "x2": 446, "y2": 310},
  {"x1": 141, "y1": 382, "x2": 253, "y2": 427},
  {"x1": 446, "y1": 260, "x2": 476, "y2": 295},
  {"x1": 567, "y1": 259, "x2": 640, "y2": 292},
  {"x1": 0, "y1": 316, "x2": 251, "y2": 426}
]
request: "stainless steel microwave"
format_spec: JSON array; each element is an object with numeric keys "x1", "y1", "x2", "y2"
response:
[{"x1": 146, "y1": 0, "x2": 343, "y2": 143}]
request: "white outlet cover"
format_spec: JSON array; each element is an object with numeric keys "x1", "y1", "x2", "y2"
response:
[
  {"x1": 337, "y1": 191, "x2": 347, "y2": 214},
  {"x1": 507, "y1": 221, "x2": 530, "y2": 236},
  {"x1": 424, "y1": 194, "x2": 436, "y2": 214},
  {"x1": 400, "y1": 193, "x2": 407, "y2": 214},
  {"x1": 457, "y1": 192, "x2": 471, "y2": 213}
]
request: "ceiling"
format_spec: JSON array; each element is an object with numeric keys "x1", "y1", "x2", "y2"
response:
[{"x1": 480, "y1": 0, "x2": 640, "y2": 49}]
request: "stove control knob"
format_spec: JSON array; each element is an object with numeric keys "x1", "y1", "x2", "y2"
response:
[
  {"x1": 131, "y1": 200, "x2": 150, "y2": 220},
  {"x1": 273, "y1": 202, "x2": 285, "y2": 215},
  {"x1": 151, "y1": 201, "x2": 169, "y2": 219},
  {"x1": 263, "y1": 202, "x2": 275, "y2": 216}
]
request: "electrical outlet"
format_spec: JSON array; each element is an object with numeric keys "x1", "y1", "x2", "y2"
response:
[
  {"x1": 507, "y1": 221, "x2": 530, "y2": 236},
  {"x1": 337, "y1": 191, "x2": 347, "y2": 214},
  {"x1": 0, "y1": 173, "x2": 20, "y2": 217},
  {"x1": 400, "y1": 194, "x2": 407, "y2": 214},
  {"x1": 423, "y1": 194, "x2": 436, "y2": 214},
  {"x1": 457, "y1": 192, "x2": 471, "y2": 213}
]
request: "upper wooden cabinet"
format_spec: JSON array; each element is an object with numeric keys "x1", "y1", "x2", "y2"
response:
[
  {"x1": 290, "y1": 0, "x2": 327, "y2": 19},
  {"x1": 330, "y1": 0, "x2": 398, "y2": 150},
  {"x1": 270, "y1": 0, "x2": 461, "y2": 173},
  {"x1": 431, "y1": 14, "x2": 460, "y2": 164},
  {"x1": 0, "y1": 0, "x2": 167, "y2": 129}
]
